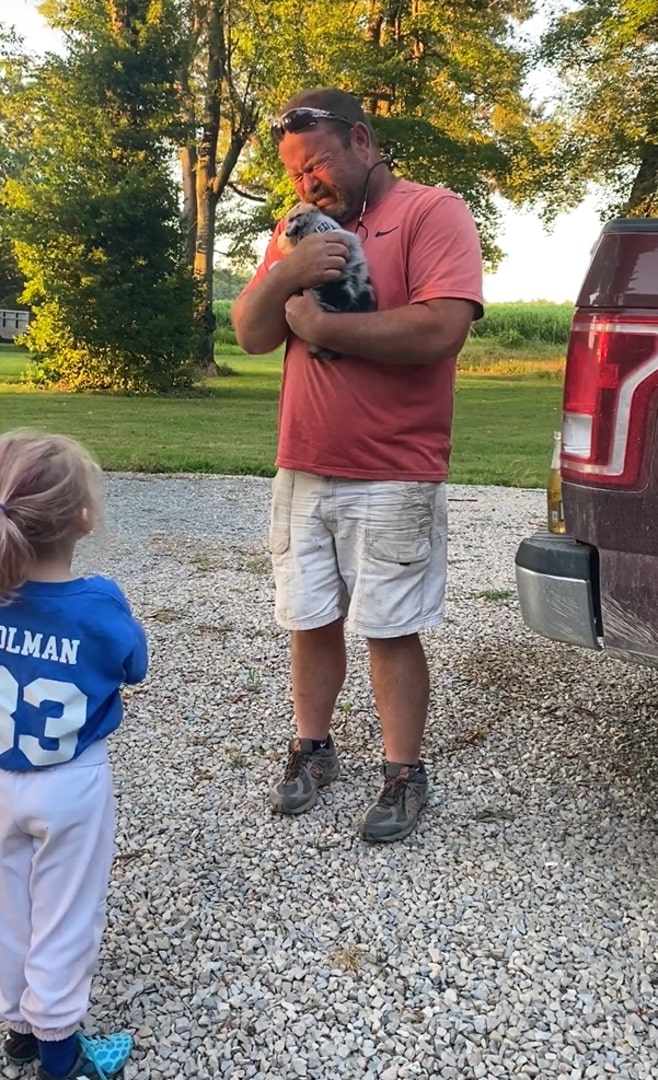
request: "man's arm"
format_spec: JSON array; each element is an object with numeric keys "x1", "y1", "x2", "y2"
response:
[
  {"x1": 231, "y1": 261, "x2": 298, "y2": 355},
  {"x1": 231, "y1": 234, "x2": 350, "y2": 355},
  {"x1": 283, "y1": 293, "x2": 475, "y2": 366}
]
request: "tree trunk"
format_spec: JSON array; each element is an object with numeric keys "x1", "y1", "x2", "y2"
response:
[
  {"x1": 625, "y1": 141, "x2": 658, "y2": 216},
  {"x1": 364, "y1": 1, "x2": 405, "y2": 116},
  {"x1": 177, "y1": 1, "x2": 260, "y2": 371},
  {"x1": 365, "y1": 1, "x2": 384, "y2": 114},
  {"x1": 180, "y1": 144, "x2": 197, "y2": 269},
  {"x1": 192, "y1": 0, "x2": 225, "y2": 372},
  {"x1": 194, "y1": 166, "x2": 218, "y2": 369}
]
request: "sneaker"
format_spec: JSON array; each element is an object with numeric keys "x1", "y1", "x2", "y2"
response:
[
  {"x1": 36, "y1": 1031, "x2": 133, "y2": 1080},
  {"x1": 270, "y1": 736, "x2": 339, "y2": 815},
  {"x1": 5, "y1": 1029, "x2": 38, "y2": 1063},
  {"x1": 359, "y1": 761, "x2": 429, "y2": 843}
]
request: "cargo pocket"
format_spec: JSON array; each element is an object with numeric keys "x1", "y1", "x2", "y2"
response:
[
  {"x1": 357, "y1": 517, "x2": 432, "y2": 635},
  {"x1": 268, "y1": 469, "x2": 292, "y2": 556},
  {"x1": 368, "y1": 533, "x2": 431, "y2": 567},
  {"x1": 365, "y1": 482, "x2": 433, "y2": 566}
]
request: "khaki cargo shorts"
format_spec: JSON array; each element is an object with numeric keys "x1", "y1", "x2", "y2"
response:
[{"x1": 268, "y1": 469, "x2": 448, "y2": 638}]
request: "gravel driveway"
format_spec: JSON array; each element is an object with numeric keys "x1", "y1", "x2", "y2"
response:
[{"x1": 9, "y1": 475, "x2": 656, "y2": 1080}]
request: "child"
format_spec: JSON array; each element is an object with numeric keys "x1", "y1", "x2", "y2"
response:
[{"x1": 0, "y1": 430, "x2": 148, "y2": 1080}]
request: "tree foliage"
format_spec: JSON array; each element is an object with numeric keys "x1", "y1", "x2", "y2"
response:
[
  {"x1": 2, "y1": 1, "x2": 199, "y2": 391},
  {"x1": 0, "y1": 29, "x2": 29, "y2": 309},
  {"x1": 541, "y1": 0, "x2": 658, "y2": 217},
  {"x1": 217, "y1": 0, "x2": 569, "y2": 268},
  {"x1": 172, "y1": 0, "x2": 371, "y2": 363}
]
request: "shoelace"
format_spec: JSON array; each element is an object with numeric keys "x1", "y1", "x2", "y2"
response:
[
  {"x1": 77, "y1": 1035, "x2": 109, "y2": 1080},
  {"x1": 378, "y1": 774, "x2": 406, "y2": 808},
  {"x1": 283, "y1": 746, "x2": 305, "y2": 781}
]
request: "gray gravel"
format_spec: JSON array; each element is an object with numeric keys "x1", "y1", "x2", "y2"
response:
[{"x1": 5, "y1": 474, "x2": 657, "y2": 1080}]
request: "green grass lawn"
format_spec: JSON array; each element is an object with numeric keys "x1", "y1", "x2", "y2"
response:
[
  {"x1": 0, "y1": 343, "x2": 563, "y2": 487},
  {"x1": 0, "y1": 346, "x2": 27, "y2": 384}
]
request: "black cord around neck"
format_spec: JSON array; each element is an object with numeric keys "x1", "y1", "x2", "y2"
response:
[{"x1": 355, "y1": 158, "x2": 390, "y2": 238}]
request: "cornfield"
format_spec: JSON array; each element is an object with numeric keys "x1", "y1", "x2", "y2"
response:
[
  {"x1": 213, "y1": 299, "x2": 575, "y2": 351},
  {"x1": 473, "y1": 303, "x2": 574, "y2": 345}
]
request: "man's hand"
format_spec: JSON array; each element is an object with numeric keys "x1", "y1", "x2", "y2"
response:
[
  {"x1": 232, "y1": 233, "x2": 347, "y2": 355},
  {"x1": 284, "y1": 290, "x2": 327, "y2": 344},
  {"x1": 282, "y1": 233, "x2": 349, "y2": 291}
]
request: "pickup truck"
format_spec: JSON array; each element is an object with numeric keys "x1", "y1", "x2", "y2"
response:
[{"x1": 515, "y1": 217, "x2": 658, "y2": 667}]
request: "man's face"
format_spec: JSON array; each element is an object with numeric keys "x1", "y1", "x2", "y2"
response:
[{"x1": 278, "y1": 125, "x2": 369, "y2": 224}]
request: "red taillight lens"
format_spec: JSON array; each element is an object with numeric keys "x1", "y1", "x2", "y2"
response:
[{"x1": 561, "y1": 312, "x2": 658, "y2": 487}]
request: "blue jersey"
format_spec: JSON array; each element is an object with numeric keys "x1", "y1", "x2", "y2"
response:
[{"x1": 0, "y1": 576, "x2": 148, "y2": 772}]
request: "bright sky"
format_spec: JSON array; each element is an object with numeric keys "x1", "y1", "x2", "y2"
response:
[{"x1": 7, "y1": 0, "x2": 602, "y2": 304}]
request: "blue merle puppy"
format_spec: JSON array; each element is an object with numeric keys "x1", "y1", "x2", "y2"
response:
[{"x1": 277, "y1": 201, "x2": 377, "y2": 361}]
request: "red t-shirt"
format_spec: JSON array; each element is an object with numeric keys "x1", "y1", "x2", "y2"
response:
[{"x1": 246, "y1": 179, "x2": 484, "y2": 481}]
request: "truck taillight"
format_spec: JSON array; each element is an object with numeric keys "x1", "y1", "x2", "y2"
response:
[{"x1": 561, "y1": 312, "x2": 658, "y2": 487}]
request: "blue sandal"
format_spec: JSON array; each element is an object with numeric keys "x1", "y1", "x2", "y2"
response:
[{"x1": 78, "y1": 1032, "x2": 133, "y2": 1077}]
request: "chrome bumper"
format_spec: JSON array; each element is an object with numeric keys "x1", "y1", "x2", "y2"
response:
[{"x1": 515, "y1": 531, "x2": 601, "y2": 650}]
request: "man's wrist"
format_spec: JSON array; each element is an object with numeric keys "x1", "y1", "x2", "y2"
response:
[
  {"x1": 271, "y1": 257, "x2": 302, "y2": 299},
  {"x1": 306, "y1": 304, "x2": 330, "y2": 344},
  {"x1": 311, "y1": 307, "x2": 339, "y2": 347}
]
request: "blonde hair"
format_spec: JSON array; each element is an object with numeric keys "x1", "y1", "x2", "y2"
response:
[{"x1": 0, "y1": 429, "x2": 103, "y2": 599}]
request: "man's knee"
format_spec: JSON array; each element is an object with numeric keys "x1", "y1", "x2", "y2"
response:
[
  {"x1": 292, "y1": 618, "x2": 345, "y2": 643},
  {"x1": 367, "y1": 631, "x2": 420, "y2": 649}
]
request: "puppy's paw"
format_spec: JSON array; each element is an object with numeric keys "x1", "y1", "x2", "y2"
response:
[{"x1": 277, "y1": 233, "x2": 295, "y2": 254}]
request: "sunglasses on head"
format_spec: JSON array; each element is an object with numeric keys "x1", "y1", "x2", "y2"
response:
[{"x1": 270, "y1": 107, "x2": 354, "y2": 143}]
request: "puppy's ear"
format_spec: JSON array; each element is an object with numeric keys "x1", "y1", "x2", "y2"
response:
[
  {"x1": 277, "y1": 204, "x2": 302, "y2": 254},
  {"x1": 286, "y1": 201, "x2": 307, "y2": 220}
]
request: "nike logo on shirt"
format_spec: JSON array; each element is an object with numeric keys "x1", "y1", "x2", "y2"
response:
[{"x1": 374, "y1": 226, "x2": 400, "y2": 237}]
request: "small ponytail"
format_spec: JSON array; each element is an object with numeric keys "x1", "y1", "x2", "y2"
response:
[{"x1": 0, "y1": 504, "x2": 36, "y2": 601}]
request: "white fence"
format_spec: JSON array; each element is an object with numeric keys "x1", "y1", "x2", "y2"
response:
[{"x1": 0, "y1": 309, "x2": 30, "y2": 342}]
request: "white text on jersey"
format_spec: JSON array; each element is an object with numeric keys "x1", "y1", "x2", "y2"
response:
[{"x1": 0, "y1": 627, "x2": 80, "y2": 665}]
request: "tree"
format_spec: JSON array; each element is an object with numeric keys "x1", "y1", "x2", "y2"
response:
[
  {"x1": 541, "y1": 0, "x2": 658, "y2": 217},
  {"x1": 43, "y1": 0, "x2": 336, "y2": 369},
  {"x1": 169, "y1": 0, "x2": 556, "y2": 360},
  {"x1": 175, "y1": 0, "x2": 362, "y2": 365},
  {"x1": 3, "y1": 0, "x2": 199, "y2": 391},
  {"x1": 218, "y1": 0, "x2": 568, "y2": 268},
  {"x1": 0, "y1": 28, "x2": 28, "y2": 310},
  {"x1": 176, "y1": 0, "x2": 257, "y2": 367}
]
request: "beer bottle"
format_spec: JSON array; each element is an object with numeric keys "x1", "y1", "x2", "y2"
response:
[{"x1": 547, "y1": 430, "x2": 566, "y2": 534}]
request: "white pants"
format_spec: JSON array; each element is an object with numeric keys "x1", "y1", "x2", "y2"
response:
[
  {"x1": 269, "y1": 470, "x2": 448, "y2": 637},
  {"x1": 0, "y1": 740, "x2": 115, "y2": 1040}
]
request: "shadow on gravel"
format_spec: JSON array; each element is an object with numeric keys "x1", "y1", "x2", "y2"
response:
[{"x1": 438, "y1": 637, "x2": 658, "y2": 807}]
